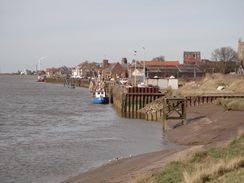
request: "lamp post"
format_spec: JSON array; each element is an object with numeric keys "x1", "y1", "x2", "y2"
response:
[
  {"x1": 134, "y1": 51, "x2": 137, "y2": 86},
  {"x1": 143, "y1": 47, "x2": 146, "y2": 82},
  {"x1": 38, "y1": 56, "x2": 47, "y2": 71}
]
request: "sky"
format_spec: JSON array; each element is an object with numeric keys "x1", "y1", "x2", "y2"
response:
[{"x1": 0, "y1": 0, "x2": 244, "y2": 73}]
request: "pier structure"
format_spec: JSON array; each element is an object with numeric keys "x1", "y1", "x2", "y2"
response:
[
  {"x1": 162, "y1": 95, "x2": 244, "y2": 130},
  {"x1": 110, "y1": 84, "x2": 244, "y2": 129},
  {"x1": 110, "y1": 85, "x2": 165, "y2": 120},
  {"x1": 162, "y1": 98, "x2": 186, "y2": 131}
]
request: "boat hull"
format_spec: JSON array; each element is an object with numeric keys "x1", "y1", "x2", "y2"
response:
[{"x1": 92, "y1": 97, "x2": 109, "y2": 104}]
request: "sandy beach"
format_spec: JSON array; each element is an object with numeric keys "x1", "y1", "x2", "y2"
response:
[{"x1": 61, "y1": 104, "x2": 244, "y2": 183}]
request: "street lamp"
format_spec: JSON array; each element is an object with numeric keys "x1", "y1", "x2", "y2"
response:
[
  {"x1": 142, "y1": 47, "x2": 146, "y2": 82},
  {"x1": 134, "y1": 51, "x2": 137, "y2": 86},
  {"x1": 38, "y1": 56, "x2": 47, "y2": 71}
]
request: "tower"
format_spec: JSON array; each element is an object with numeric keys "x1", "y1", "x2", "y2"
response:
[{"x1": 238, "y1": 38, "x2": 244, "y2": 65}]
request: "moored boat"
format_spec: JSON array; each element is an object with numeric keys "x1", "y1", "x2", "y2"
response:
[
  {"x1": 92, "y1": 88, "x2": 109, "y2": 104},
  {"x1": 36, "y1": 76, "x2": 46, "y2": 82}
]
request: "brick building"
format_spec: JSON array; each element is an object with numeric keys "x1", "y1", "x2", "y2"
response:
[
  {"x1": 183, "y1": 51, "x2": 201, "y2": 64},
  {"x1": 102, "y1": 62, "x2": 126, "y2": 79}
]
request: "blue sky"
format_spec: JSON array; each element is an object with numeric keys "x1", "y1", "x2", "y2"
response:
[{"x1": 0, "y1": 0, "x2": 244, "y2": 73}]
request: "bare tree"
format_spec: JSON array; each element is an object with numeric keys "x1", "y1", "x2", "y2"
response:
[
  {"x1": 212, "y1": 47, "x2": 237, "y2": 62},
  {"x1": 151, "y1": 55, "x2": 165, "y2": 61}
]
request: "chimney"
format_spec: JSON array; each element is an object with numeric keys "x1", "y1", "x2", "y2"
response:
[
  {"x1": 103, "y1": 59, "x2": 109, "y2": 68},
  {"x1": 121, "y1": 57, "x2": 127, "y2": 64}
]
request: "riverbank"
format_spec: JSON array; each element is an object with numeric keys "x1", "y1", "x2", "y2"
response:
[
  {"x1": 0, "y1": 74, "x2": 37, "y2": 78},
  {"x1": 61, "y1": 103, "x2": 244, "y2": 183}
]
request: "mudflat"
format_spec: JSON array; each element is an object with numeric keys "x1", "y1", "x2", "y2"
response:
[{"x1": 61, "y1": 104, "x2": 244, "y2": 183}]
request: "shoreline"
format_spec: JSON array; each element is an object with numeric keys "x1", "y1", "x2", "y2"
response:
[
  {"x1": 0, "y1": 74, "x2": 37, "y2": 78},
  {"x1": 61, "y1": 103, "x2": 244, "y2": 183}
]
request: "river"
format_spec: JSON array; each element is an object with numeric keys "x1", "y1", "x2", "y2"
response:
[{"x1": 0, "y1": 76, "x2": 178, "y2": 183}]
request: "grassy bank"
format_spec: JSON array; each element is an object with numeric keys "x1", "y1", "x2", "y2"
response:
[
  {"x1": 171, "y1": 74, "x2": 244, "y2": 97},
  {"x1": 128, "y1": 129, "x2": 244, "y2": 183},
  {"x1": 215, "y1": 98, "x2": 244, "y2": 111}
]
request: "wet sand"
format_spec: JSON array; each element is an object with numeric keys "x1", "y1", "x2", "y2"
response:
[{"x1": 61, "y1": 104, "x2": 244, "y2": 183}]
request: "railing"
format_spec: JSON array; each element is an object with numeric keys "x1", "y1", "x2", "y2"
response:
[{"x1": 186, "y1": 95, "x2": 244, "y2": 107}]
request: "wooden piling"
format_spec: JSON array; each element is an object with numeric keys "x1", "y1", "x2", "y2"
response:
[{"x1": 162, "y1": 98, "x2": 186, "y2": 131}]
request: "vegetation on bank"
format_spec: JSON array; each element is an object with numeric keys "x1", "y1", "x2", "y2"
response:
[
  {"x1": 171, "y1": 74, "x2": 244, "y2": 97},
  {"x1": 127, "y1": 129, "x2": 244, "y2": 183},
  {"x1": 215, "y1": 98, "x2": 244, "y2": 111}
]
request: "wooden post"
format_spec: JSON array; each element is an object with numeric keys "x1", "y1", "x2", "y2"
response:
[
  {"x1": 163, "y1": 99, "x2": 167, "y2": 130},
  {"x1": 126, "y1": 95, "x2": 130, "y2": 112},
  {"x1": 162, "y1": 98, "x2": 187, "y2": 131},
  {"x1": 182, "y1": 99, "x2": 186, "y2": 125}
]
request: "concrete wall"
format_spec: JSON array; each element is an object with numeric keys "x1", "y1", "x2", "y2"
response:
[
  {"x1": 145, "y1": 78, "x2": 178, "y2": 89},
  {"x1": 168, "y1": 79, "x2": 178, "y2": 89}
]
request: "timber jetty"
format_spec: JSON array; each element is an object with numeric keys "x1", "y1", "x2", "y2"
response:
[
  {"x1": 110, "y1": 84, "x2": 165, "y2": 120},
  {"x1": 109, "y1": 84, "x2": 244, "y2": 129}
]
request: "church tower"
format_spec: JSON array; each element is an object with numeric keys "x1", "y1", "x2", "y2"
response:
[{"x1": 238, "y1": 38, "x2": 244, "y2": 65}]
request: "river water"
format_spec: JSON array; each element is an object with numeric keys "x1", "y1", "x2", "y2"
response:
[{"x1": 0, "y1": 76, "x2": 178, "y2": 183}]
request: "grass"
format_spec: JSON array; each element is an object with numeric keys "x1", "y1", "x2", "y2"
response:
[
  {"x1": 128, "y1": 129, "x2": 244, "y2": 183},
  {"x1": 170, "y1": 74, "x2": 244, "y2": 97},
  {"x1": 215, "y1": 98, "x2": 244, "y2": 111}
]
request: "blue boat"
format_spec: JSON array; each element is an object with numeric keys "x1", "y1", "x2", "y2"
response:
[
  {"x1": 92, "y1": 88, "x2": 109, "y2": 104},
  {"x1": 70, "y1": 84, "x2": 75, "y2": 89}
]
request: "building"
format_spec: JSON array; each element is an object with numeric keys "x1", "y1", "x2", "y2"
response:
[
  {"x1": 102, "y1": 62, "x2": 126, "y2": 79},
  {"x1": 46, "y1": 68, "x2": 58, "y2": 77},
  {"x1": 128, "y1": 60, "x2": 144, "y2": 80},
  {"x1": 21, "y1": 69, "x2": 32, "y2": 75},
  {"x1": 238, "y1": 38, "x2": 244, "y2": 65},
  {"x1": 120, "y1": 58, "x2": 129, "y2": 78},
  {"x1": 139, "y1": 61, "x2": 179, "y2": 79},
  {"x1": 145, "y1": 65, "x2": 205, "y2": 78},
  {"x1": 183, "y1": 51, "x2": 201, "y2": 64},
  {"x1": 72, "y1": 62, "x2": 101, "y2": 78},
  {"x1": 141, "y1": 61, "x2": 179, "y2": 66}
]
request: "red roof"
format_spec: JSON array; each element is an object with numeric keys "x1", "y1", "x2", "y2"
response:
[{"x1": 141, "y1": 61, "x2": 179, "y2": 66}]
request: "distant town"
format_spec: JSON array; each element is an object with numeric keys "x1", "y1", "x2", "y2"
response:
[{"x1": 5, "y1": 39, "x2": 244, "y2": 79}]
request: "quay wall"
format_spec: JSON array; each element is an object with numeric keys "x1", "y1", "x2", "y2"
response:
[
  {"x1": 110, "y1": 86, "x2": 244, "y2": 122},
  {"x1": 45, "y1": 78, "x2": 90, "y2": 88},
  {"x1": 110, "y1": 85, "x2": 165, "y2": 121}
]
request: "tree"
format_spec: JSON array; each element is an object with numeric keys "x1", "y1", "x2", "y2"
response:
[
  {"x1": 151, "y1": 55, "x2": 165, "y2": 61},
  {"x1": 212, "y1": 47, "x2": 237, "y2": 62},
  {"x1": 210, "y1": 47, "x2": 238, "y2": 74}
]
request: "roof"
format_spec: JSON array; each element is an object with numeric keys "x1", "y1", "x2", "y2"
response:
[
  {"x1": 141, "y1": 61, "x2": 179, "y2": 66},
  {"x1": 146, "y1": 64, "x2": 205, "y2": 73}
]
